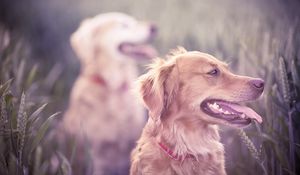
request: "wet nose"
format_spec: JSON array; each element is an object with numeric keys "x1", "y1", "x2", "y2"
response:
[
  {"x1": 250, "y1": 78, "x2": 264, "y2": 90},
  {"x1": 149, "y1": 24, "x2": 157, "y2": 36}
]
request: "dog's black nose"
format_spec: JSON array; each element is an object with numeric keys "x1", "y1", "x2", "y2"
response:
[
  {"x1": 149, "y1": 24, "x2": 157, "y2": 36},
  {"x1": 250, "y1": 79, "x2": 264, "y2": 90}
]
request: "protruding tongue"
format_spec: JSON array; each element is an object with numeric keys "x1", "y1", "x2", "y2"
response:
[
  {"x1": 121, "y1": 43, "x2": 157, "y2": 59},
  {"x1": 228, "y1": 103, "x2": 263, "y2": 123}
]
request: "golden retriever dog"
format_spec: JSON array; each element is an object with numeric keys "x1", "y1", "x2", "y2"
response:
[
  {"x1": 130, "y1": 47, "x2": 264, "y2": 175},
  {"x1": 61, "y1": 13, "x2": 157, "y2": 175}
]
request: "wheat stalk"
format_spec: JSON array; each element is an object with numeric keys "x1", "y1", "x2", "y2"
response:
[
  {"x1": 278, "y1": 56, "x2": 291, "y2": 105},
  {"x1": 279, "y1": 56, "x2": 296, "y2": 172},
  {"x1": 17, "y1": 92, "x2": 27, "y2": 166},
  {"x1": 238, "y1": 129, "x2": 260, "y2": 160},
  {"x1": 238, "y1": 129, "x2": 268, "y2": 174},
  {"x1": 1, "y1": 97, "x2": 8, "y2": 128}
]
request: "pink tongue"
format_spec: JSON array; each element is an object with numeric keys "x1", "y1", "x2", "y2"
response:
[
  {"x1": 123, "y1": 44, "x2": 157, "y2": 58},
  {"x1": 227, "y1": 103, "x2": 263, "y2": 123}
]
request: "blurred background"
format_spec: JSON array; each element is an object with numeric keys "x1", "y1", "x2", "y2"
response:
[{"x1": 0, "y1": 0, "x2": 299, "y2": 174}]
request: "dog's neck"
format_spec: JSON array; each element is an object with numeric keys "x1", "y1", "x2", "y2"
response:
[
  {"x1": 149, "y1": 115, "x2": 224, "y2": 159},
  {"x1": 80, "y1": 58, "x2": 137, "y2": 91}
]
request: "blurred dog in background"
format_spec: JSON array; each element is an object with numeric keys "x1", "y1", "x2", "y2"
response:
[{"x1": 61, "y1": 12, "x2": 157, "y2": 175}]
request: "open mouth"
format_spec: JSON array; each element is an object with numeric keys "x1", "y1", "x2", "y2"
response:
[
  {"x1": 200, "y1": 99, "x2": 262, "y2": 126},
  {"x1": 118, "y1": 42, "x2": 157, "y2": 59}
]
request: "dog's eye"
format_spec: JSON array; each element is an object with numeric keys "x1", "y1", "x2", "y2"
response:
[{"x1": 207, "y1": 68, "x2": 219, "y2": 76}]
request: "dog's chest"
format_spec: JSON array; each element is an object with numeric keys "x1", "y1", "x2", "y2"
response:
[{"x1": 170, "y1": 153, "x2": 225, "y2": 175}]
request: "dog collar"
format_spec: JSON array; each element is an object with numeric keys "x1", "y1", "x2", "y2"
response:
[
  {"x1": 90, "y1": 74, "x2": 128, "y2": 92},
  {"x1": 158, "y1": 142, "x2": 195, "y2": 161},
  {"x1": 90, "y1": 74, "x2": 107, "y2": 87}
]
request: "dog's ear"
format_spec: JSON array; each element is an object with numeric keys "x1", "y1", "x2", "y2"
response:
[
  {"x1": 166, "y1": 46, "x2": 187, "y2": 59},
  {"x1": 70, "y1": 19, "x2": 95, "y2": 66},
  {"x1": 138, "y1": 59, "x2": 178, "y2": 120}
]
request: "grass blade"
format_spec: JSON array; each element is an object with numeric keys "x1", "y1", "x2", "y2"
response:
[
  {"x1": 28, "y1": 103, "x2": 48, "y2": 124},
  {"x1": 57, "y1": 151, "x2": 72, "y2": 175},
  {"x1": 0, "y1": 79, "x2": 13, "y2": 96},
  {"x1": 16, "y1": 59, "x2": 26, "y2": 92},
  {"x1": 29, "y1": 112, "x2": 60, "y2": 154},
  {"x1": 33, "y1": 146, "x2": 42, "y2": 175},
  {"x1": 25, "y1": 64, "x2": 38, "y2": 90}
]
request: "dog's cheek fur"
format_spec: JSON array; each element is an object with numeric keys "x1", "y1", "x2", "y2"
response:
[
  {"x1": 70, "y1": 22, "x2": 94, "y2": 65},
  {"x1": 70, "y1": 20, "x2": 112, "y2": 66}
]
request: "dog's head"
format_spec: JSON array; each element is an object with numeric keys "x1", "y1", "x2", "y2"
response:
[
  {"x1": 70, "y1": 12, "x2": 157, "y2": 66},
  {"x1": 139, "y1": 47, "x2": 264, "y2": 128}
]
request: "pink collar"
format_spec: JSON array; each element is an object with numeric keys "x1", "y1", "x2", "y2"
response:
[
  {"x1": 158, "y1": 142, "x2": 195, "y2": 161},
  {"x1": 90, "y1": 74, "x2": 107, "y2": 87},
  {"x1": 89, "y1": 74, "x2": 128, "y2": 92}
]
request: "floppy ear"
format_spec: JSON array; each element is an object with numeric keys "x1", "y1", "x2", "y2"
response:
[
  {"x1": 138, "y1": 59, "x2": 178, "y2": 120},
  {"x1": 70, "y1": 19, "x2": 95, "y2": 66}
]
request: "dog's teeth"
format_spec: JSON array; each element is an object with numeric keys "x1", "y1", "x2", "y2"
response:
[
  {"x1": 213, "y1": 102, "x2": 218, "y2": 107},
  {"x1": 224, "y1": 111, "x2": 230, "y2": 114},
  {"x1": 241, "y1": 114, "x2": 246, "y2": 118},
  {"x1": 219, "y1": 108, "x2": 223, "y2": 112},
  {"x1": 212, "y1": 103, "x2": 218, "y2": 109}
]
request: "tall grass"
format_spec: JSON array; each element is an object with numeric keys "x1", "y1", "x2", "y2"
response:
[
  {"x1": 223, "y1": 19, "x2": 300, "y2": 175},
  {"x1": 0, "y1": 26, "x2": 70, "y2": 175}
]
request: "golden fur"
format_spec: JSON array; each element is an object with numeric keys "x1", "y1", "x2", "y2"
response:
[{"x1": 130, "y1": 47, "x2": 264, "y2": 175}]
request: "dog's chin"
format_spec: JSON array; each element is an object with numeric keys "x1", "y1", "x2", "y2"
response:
[
  {"x1": 118, "y1": 42, "x2": 157, "y2": 59},
  {"x1": 200, "y1": 99, "x2": 263, "y2": 128}
]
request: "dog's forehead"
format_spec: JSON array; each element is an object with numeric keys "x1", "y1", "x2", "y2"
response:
[
  {"x1": 79, "y1": 13, "x2": 138, "y2": 35},
  {"x1": 93, "y1": 13, "x2": 136, "y2": 26},
  {"x1": 178, "y1": 52, "x2": 227, "y2": 67}
]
